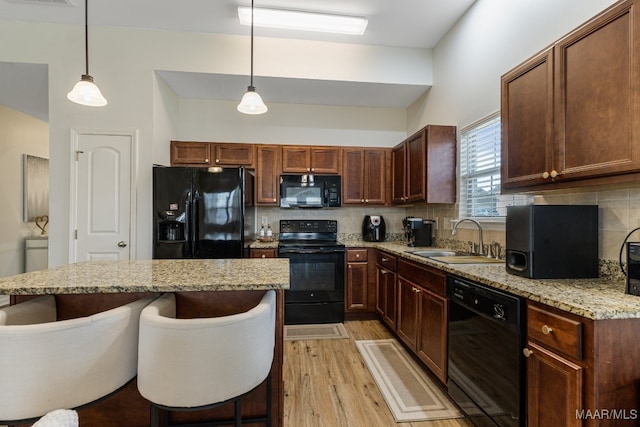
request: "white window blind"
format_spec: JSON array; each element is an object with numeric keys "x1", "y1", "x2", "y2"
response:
[{"x1": 459, "y1": 112, "x2": 531, "y2": 218}]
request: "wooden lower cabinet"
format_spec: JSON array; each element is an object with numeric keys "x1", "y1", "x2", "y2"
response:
[
  {"x1": 346, "y1": 249, "x2": 376, "y2": 313},
  {"x1": 376, "y1": 251, "x2": 397, "y2": 329},
  {"x1": 396, "y1": 259, "x2": 447, "y2": 383},
  {"x1": 526, "y1": 341, "x2": 583, "y2": 427},
  {"x1": 525, "y1": 301, "x2": 640, "y2": 427}
]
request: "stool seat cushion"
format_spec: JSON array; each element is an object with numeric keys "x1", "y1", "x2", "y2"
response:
[
  {"x1": 0, "y1": 295, "x2": 157, "y2": 422},
  {"x1": 137, "y1": 290, "x2": 276, "y2": 408}
]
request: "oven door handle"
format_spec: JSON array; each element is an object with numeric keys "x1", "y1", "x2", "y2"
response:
[{"x1": 278, "y1": 248, "x2": 345, "y2": 255}]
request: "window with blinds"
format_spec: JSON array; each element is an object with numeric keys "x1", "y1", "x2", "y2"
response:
[{"x1": 459, "y1": 112, "x2": 531, "y2": 218}]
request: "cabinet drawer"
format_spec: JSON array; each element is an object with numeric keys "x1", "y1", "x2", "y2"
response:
[
  {"x1": 250, "y1": 248, "x2": 277, "y2": 259},
  {"x1": 376, "y1": 251, "x2": 397, "y2": 271},
  {"x1": 347, "y1": 249, "x2": 368, "y2": 262},
  {"x1": 528, "y1": 304, "x2": 583, "y2": 360},
  {"x1": 397, "y1": 259, "x2": 446, "y2": 296}
]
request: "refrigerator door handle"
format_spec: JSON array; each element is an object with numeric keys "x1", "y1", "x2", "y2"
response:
[{"x1": 191, "y1": 190, "x2": 201, "y2": 257}]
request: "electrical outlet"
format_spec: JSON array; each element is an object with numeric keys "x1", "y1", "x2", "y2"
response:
[
  {"x1": 433, "y1": 218, "x2": 439, "y2": 230},
  {"x1": 261, "y1": 216, "x2": 269, "y2": 226}
]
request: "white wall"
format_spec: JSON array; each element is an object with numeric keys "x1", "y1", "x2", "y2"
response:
[
  {"x1": 0, "y1": 105, "x2": 49, "y2": 277},
  {"x1": 175, "y1": 99, "x2": 406, "y2": 150},
  {"x1": 0, "y1": 20, "x2": 427, "y2": 265}
]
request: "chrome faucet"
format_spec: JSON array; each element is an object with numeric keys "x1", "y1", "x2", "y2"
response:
[{"x1": 452, "y1": 218, "x2": 484, "y2": 255}]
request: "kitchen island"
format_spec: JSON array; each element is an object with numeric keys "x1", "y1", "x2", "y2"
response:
[{"x1": 0, "y1": 258, "x2": 289, "y2": 427}]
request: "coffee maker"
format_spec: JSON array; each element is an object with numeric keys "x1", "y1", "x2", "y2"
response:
[
  {"x1": 363, "y1": 215, "x2": 386, "y2": 242},
  {"x1": 403, "y1": 217, "x2": 434, "y2": 247}
]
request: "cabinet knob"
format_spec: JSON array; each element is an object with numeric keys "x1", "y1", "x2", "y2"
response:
[
  {"x1": 361, "y1": 199, "x2": 365, "y2": 203},
  {"x1": 541, "y1": 325, "x2": 553, "y2": 335},
  {"x1": 215, "y1": 159, "x2": 220, "y2": 163},
  {"x1": 381, "y1": 258, "x2": 389, "y2": 262},
  {"x1": 542, "y1": 171, "x2": 550, "y2": 179},
  {"x1": 549, "y1": 170, "x2": 558, "y2": 178},
  {"x1": 261, "y1": 254, "x2": 266, "y2": 258},
  {"x1": 523, "y1": 348, "x2": 533, "y2": 358},
  {"x1": 273, "y1": 198, "x2": 277, "y2": 202},
  {"x1": 380, "y1": 270, "x2": 388, "y2": 275},
  {"x1": 365, "y1": 199, "x2": 369, "y2": 203},
  {"x1": 117, "y1": 241, "x2": 127, "y2": 248},
  {"x1": 205, "y1": 158, "x2": 209, "y2": 163},
  {"x1": 356, "y1": 254, "x2": 360, "y2": 258}
]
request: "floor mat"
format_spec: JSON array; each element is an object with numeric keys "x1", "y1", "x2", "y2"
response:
[{"x1": 355, "y1": 338, "x2": 463, "y2": 422}]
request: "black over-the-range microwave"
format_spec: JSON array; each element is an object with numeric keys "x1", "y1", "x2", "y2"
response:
[{"x1": 280, "y1": 174, "x2": 341, "y2": 208}]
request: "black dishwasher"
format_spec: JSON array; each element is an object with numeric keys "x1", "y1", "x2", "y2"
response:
[{"x1": 447, "y1": 275, "x2": 526, "y2": 427}]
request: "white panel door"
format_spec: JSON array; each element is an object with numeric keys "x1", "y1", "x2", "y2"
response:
[{"x1": 73, "y1": 132, "x2": 133, "y2": 261}]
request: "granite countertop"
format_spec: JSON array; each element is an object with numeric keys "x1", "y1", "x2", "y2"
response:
[
  {"x1": 367, "y1": 242, "x2": 640, "y2": 321},
  {"x1": 249, "y1": 238, "x2": 640, "y2": 320},
  {"x1": 0, "y1": 259, "x2": 290, "y2": 295}
]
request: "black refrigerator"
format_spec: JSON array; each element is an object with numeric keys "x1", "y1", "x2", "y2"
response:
[{"x1": 153, "y1": 166, "x2": 254, "y2": 259}]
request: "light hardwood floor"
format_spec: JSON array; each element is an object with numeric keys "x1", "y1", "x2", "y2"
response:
[{"x1": 283, "y1": 319, "x2": 473, "y2": 427}]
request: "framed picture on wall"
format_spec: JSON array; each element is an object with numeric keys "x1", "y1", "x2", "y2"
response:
[{"x1": 23, "y1": 154, "x2": 49, "y2": 222}]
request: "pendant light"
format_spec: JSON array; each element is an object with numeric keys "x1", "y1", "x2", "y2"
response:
[
  {"x1": 237, "y1": 0, "x2": 267, "y2": 115},
  {"x1": 67, "y1": 0, "x2": 107, "y2": 107}
]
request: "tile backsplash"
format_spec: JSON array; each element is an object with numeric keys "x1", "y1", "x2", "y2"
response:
[{"x1": 257, "y1": 183, "x2": 640, "y2": 280}]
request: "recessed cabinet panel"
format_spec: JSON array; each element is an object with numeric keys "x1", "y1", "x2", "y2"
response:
[
  {"x1": 556, "y1": 6, "x2": 639, "y2": 179},
  {"x1": 343, "y1": 148, "x2": 389, "y2": 205},
  {"x1": 501, "y1": 48, "x2": 554, "y2": 189},
  {"x1": 212, "y1": 143, "x2": 255, "y2": 167},
  {"x1": 170, "y1": 141, "x2": 211, "y2": 166},
  {"x1": 282, "y1": 146, "x2": 340, "y2": 174},
  {"x1": 255, "y1": 145, "x2": 281, "y2": 206}
]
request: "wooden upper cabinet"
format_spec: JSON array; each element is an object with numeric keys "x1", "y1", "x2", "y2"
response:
[
  {"x1": 211, "y1": 143, "x2": 255, "y2": 168},
  {"x1": 391, "y1": 142, "x2": 407, "y2": 204},
  {"x1": 501, "y1": 48, "x2": 554, "y2": 190},
  {"x1": 170, "y1": 141, "x2": 254, "y2": 168},
  {"x1": 170, "y1": 141, "x2": 211, "y2": 166},
  {"x1": 342, "y1": 148, "x2": 389, "y2": 205},
  {"x1": 255, "y1": 145, "x2": 281, "y2": 206},
  {"x1": 282, "y1": 146, "x2": 341, "y2": 174},
  {"x1": 392, "y1": 125, "x2": 456, "y2": 205},
  {"x1": 502, "y1": 0, "x2": 640, "y2": 191},
  {"x1": 555, "y1": 2, "x2": 640, "y2": 180}
]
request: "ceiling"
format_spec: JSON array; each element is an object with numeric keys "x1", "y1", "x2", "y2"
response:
[{"x1": 0, "y1": 0, "x2": 476, "y2": 120}]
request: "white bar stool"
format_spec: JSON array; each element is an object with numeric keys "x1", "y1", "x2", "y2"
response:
[
  {"x1": 137, "y1": 290, "x2": 276, "y2": 427},
  {"x1": 0, "y1": 294, "x2": 158, "y2": 425}
]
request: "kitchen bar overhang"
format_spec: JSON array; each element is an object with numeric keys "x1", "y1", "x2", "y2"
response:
[{"x1": 0, "y1": 258, "x2": 289, "y2": 427}]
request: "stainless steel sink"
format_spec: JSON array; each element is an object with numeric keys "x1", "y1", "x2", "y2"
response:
[
  {"x1": 410, "y1": 250, "x2": 504, "y2": 264},
  {"x1": 410, "y1": 250, "x2": 466, "y2": 258}
]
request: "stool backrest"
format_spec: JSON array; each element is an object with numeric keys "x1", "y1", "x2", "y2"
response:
[
  {"x1": 0, "y1": 295, "x2": 157, "y2": 422},
  {"x1": 138, "y1": 290, "x2": 276, "y2": 408}
]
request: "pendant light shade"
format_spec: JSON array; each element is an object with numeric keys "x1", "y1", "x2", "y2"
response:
[
  {"x1": 67, "y1": 0, "x2": 107, "y2": 107},
  {"x1": 67, "y1": 74, "x2": 107, "y2": 107},
  {"x1": 238, "y1": 0, "x2": 267, "y2": 114},
  {"x1": 238, "y1": 85, "x2": 267, "y2": 114}
]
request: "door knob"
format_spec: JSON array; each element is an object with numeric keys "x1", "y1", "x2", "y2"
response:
[{"x1": 118, "y1": 241, "x2": 127, "y2": 248}]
